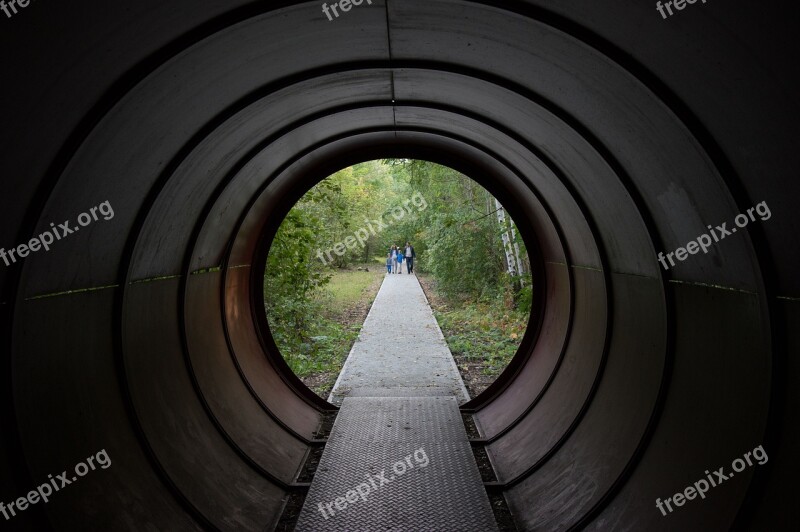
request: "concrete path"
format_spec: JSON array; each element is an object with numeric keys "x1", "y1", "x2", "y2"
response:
[{"x1": 328, "y1": 272, "x2": 470, "y2": 406}]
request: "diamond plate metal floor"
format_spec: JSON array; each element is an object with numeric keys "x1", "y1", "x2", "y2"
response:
[{"x1": 295, "y1": 397, "x2": 498, "y2": 531}]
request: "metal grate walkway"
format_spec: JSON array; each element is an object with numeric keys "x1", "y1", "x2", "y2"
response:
[{"x1": 295, "y1": 397, "x2": 498, "y2": 531}]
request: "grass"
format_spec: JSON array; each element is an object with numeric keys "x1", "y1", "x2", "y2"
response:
[
  {"x1": 318, "y1": 268, "x2": 380, "y2": 318},
  {"x1": 418, "y1": 274, "x2": 530, "y2": 397},
  {"x1": 271, "y1": 263, "x2": 529, "y2": 398},
  {"x1": 434, "y1": 303, "x2": 528, "y2": 375},
  {"x1": 275, "y1": 264, "x2": 383, "y2": 397}
]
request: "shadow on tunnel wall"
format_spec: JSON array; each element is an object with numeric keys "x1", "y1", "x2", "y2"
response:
[{"x1": 0, "y1": 0, "x2": 797, "y2": 530}]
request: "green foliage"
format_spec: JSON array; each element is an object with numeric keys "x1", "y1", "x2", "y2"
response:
[
  {"x1": 266, "y1": 266, "x2": 380, "y2": 395},
  {"x1": 516, "y1": 281, "x2": 534, "y2": 315},
  {"x1": 264, "y1": 159, "x2": 533, "y2": 394},
  {"x1": 264, "y1": 198, "x2": 331, "y2": 341},
  {"x1": 388, "y1": 159, "x2": 528, "y2": 305},
  {"x1": 434, "y1": 302, "x2": 528, "y2": 376}
]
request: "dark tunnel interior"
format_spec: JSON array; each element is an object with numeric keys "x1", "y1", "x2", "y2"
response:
[{"x1": 1, "y1": 1, "x2": 798, "y2": 530}]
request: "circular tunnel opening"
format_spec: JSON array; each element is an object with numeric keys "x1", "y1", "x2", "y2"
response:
[
  {"x1": 231, "y1": 132, "x2": 561, "y2": 408},
  {"x1": 259, "y1": 158, "x2": 537, "y2": 404}
]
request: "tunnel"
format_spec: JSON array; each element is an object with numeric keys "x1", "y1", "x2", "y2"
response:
[{"x1": 1, "y1": 1, "x2": 797, "y2": 530}]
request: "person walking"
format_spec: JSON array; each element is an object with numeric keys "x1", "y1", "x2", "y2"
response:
[
  {"x1": 404, "y1": 242, "x2": 416, "y2": 274},
  {"x1": 391, "y1": 245, "x2": 398, "y2": 274},
  {"x1": 397, "y1": 248, "x2": 405, "y2": 274},
  {"x1": 386, "y1": 252, "x2": 393, "y2": 274}
]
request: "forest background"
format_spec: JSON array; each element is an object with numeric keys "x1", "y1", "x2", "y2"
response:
[{"x1": 264, "y1": 159, "x2": 532, "y2": 398}]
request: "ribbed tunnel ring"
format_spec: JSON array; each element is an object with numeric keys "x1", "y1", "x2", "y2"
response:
[{"x1": 7, "y1": 2, "x2": 777, "y2": 530}]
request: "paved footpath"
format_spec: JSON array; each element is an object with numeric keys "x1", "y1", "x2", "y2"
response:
[
  {"x1": 295, "y1": 273, "x2": 498, "y2": 531},
  {"x1": 328, "y1": 272, "x2": 469, "y2": 406}
]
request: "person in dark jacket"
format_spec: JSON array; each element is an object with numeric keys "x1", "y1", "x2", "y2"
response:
[{"x1": 404, "y1": 242, "x2": 416, "y2": 274}]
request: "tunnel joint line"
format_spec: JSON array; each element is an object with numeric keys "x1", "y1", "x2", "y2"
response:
[
  {"x1": 571, "y1": 264, "x2": 603, "y2": 272},
  {"x1": 189, "y1": 266, "x2": 221, "y2": 275},
  {"x1": 383, "y1": 0, "x2": 397, "y2": 134},
  {"x1": 24, "y1": 284, "x2": 119, "y2": 301},
  {"x1": 129, "y1": 274, "x2": 182, "y2": 285},
  {"x1": 668, "y1": 280, "x2": 757, "y2": 295}
]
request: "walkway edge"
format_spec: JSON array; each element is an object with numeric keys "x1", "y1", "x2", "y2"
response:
[
  {"x1": 416, "y1": 275, "x2": 471, "y2": 403},
  {"x1": 326, "y1": 273, "x2": 390, "y2": 403}
]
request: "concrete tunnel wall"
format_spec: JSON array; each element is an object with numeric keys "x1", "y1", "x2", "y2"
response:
[{"x1": 0, "y1": 1, "x2": 797, "y2": 530}]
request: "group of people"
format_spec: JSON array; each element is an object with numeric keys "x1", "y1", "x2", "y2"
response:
[{"x1": 386, "y1": 242, "x2": 416, "y2": 274}]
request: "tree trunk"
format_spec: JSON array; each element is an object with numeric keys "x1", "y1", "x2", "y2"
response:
[
  {"x1": 495, "y1": 198, "x2": 518, "y2": 276},
  {"x1": 510, "y1": 221, "x2": 525, "y2": 287}
]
